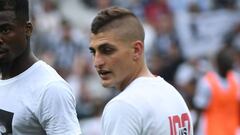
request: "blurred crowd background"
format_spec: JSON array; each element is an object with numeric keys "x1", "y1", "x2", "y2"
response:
[{"x1": 15, "y1": 0, "x2": 240, "y2": 134}]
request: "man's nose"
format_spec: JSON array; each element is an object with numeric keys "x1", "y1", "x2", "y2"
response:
[{"x1": 94, "y1": 54, "x2": 105, "y2": 68}]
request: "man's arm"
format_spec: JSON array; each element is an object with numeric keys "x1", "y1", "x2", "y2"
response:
[{"x1": 38, "y1": 81, "x2": 82, "y2": 135}]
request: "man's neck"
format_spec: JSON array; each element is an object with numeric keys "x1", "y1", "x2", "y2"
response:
[{"x1": 0, "y1": 53, "x2": 38, "y2": 80}]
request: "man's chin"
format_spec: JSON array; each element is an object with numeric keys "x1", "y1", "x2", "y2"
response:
[{"x1": 101, "y1": 81, "x2": 113, "y2": 88}]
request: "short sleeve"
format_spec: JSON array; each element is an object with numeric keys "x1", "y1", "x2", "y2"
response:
[
  {"x1": 102, "y1": 100, "x2": 142, "y2": 135},
  {"x1": 38, "y1": 81, "x2": 82, "y2": 135}
]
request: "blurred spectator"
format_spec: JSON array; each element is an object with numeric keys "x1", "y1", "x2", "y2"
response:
[
  {"x1": 151, "y1": 13, "x2": 177, "y2": 55},
  {"x1": 67, "y1": 54, "x2": 97, "y2": 119},
  {"x1": 175, "y1": 61, "x2": 197, "y2": 110},
  {"x1": 66, "y1": 54, "x2": 115, "y2": 120},
  {"x1": 158, "y1": 44, "x2": 183, "y2": 84},
  {"x1": 81, "y1": 0, "x2": 112, "y2": 9},
  {"x1": 54, "y1": 19, "x2": 84, "y2": 79},
  {"x1": 31, "y1": 14, "x2": 57, "y2": 66},
  {"x1": 79, "y1": 97, "x2": 114, "y2": 135},
  {"x1": 113, "y1": 0, "x2": 146, "y2": 20},
  {"x1": 224, "y1": 22, "x2": 240, "y2": 73},
  {"x1": 144, "y1": 0, "x2": 172, "y2": 28},
  {"x1": 67, "y1": 55, "x2": 89, "y2": 98},
  {"x1": 34, "y1": 0, "x2": 62, "y2": 34},
  {"x1": 175, "y1": 0, "x2": 240, "y2": 59},
  {"x1": 213, "y1": 0, "x2": 237, "y2": 10},
  {"x1": 81, "y1": 0, "x2": 96, "y2": 8},
  {"x1": 142, "y1": 22, "x2": 156, "y2": 59},
  {"x1": 147, "y1": 12, "x2": 183, "y2": 84},
  {"x1": 193, "y1": 49, "x2": 240, "y2": 135},
  {"x1": 167, "y1": 0, "x2": 212, "y2": 13},
  {"x1": 96, "y1": 0, "x2": 112, "y2": 9}
]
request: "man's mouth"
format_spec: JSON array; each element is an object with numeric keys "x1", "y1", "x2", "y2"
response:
[{"x1": 98, "y1": 70, "x2": 111, "y2": 78}]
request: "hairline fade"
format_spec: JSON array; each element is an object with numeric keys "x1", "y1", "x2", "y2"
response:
[{"x1": 91, "y1": 6, "x2": 145, "y2": 42}]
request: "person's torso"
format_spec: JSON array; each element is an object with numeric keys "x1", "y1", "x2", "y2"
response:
[
  {"x1": 113, "y1": 77, "x2": 193, "y2": 135},
  {"x1": 203, "y1": 71, "x2": 239, "y2": 135},
  {"x1": 0, "y1": 61, "x2": 64, "y2": 135}
]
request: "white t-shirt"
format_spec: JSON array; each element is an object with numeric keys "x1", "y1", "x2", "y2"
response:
[
  {"x1": 0, "y1": 61, "x2": 82, "y2": 135},
  {"x1": 102, "y1": 77, "x2": 193, "y2": 135}
]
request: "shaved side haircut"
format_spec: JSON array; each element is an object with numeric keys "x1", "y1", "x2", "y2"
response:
[{"x1": 91, "y1": 6, "x2": 145, "y2": 42}]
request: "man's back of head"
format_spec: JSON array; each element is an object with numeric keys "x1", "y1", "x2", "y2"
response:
[{"x1": 216, "y1": 49, "x2": 234, "y2": 77}]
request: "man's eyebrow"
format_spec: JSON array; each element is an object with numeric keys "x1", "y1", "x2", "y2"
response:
[
  {"x1": 89, "y1": 43, "x2": 115, "y2": 52},
  {"x1": 0, "y1": 19, "x2": 17, "y2": 26},
  {"x1": 0, "y1": 23, "x2": 13, "y2": 28},
  {"x1": 98, "y1": 43, "x2": 115, "y2": 48},
  {"x1": 90, "y1": 43, "x2": 114, "y2": 50}
]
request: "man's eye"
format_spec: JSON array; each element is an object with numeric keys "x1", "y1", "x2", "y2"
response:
[
  {"x1": 102, "y1": 47, "x2": 115, "y2": 54},
  {"x1": 0, "y1": 28, "x2": 11, "y2": 34},
  {"x1": 89, "y1": 49, "x2": 95, "y2": 55}
]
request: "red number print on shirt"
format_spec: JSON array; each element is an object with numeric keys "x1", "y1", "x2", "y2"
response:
[{"x1": 168, "y1": 113, "x2": 191, "y2": 135}]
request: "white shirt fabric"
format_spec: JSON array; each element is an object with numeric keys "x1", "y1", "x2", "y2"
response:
[
  {"x1": 0, "y1": 61, "x2": 82, "y2": 135},
  {"x1": 102, "y1": 76, "x2": 193, "y2": 135}
]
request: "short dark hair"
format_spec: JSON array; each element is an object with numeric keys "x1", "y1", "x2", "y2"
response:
[
  {"x1": 0, "y1": 0, "x2": 29, "y2": 23},
  {"x1": 91, "y1": 6, "x2": 145, "y2": 41},
  {"x1": 91, "y1": 6, "x2": 145, "y2": 42},
  {"x1": 91, "y1": 7, "x2": 136, "y2": 34},
  {"x1": 216, "y1": 49, "x2": 234, "y2": 77}
]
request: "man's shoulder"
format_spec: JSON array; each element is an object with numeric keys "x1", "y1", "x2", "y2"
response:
[
  {"x1": 103, "y1": 89, "x2": 148, "y2": 117},
  {"x1": 32, "y1": 61, "x2": 65, "y2": 83},
  {"x1": 104, "y1": 94, "x2": 138, "y2": 112},
  {"x1": 105, "y1": 77, "x2": 171, "y2": 108},
  {"x1": 102, "y1": 97, "x2": 142, "y2": 124},
  {"x1": 27, "y1": 61, "x2": 71, "y2": 94}
]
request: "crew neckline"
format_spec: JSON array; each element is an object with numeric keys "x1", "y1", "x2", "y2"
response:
[
  {"x1": 124, "y1": 76, "x2": 162, "y2": 90},
  {"x1": 0, "y1": 60, "x2": 43, "y2": 85}
]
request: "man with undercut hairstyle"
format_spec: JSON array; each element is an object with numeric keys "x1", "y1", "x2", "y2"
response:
[
  {"x1": 0, "y1": 0, "x2": 81, "y2": 134},
  {"x1": 89, "y1": 6, "x2": 193, "y2": 135}
]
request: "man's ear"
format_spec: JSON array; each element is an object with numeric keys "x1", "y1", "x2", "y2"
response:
[
  {"x1": 25, "y1": 21, "x2": 33, "y2": 37},
  {"x1": 132, "y1": 40, "x2": 144, "y2": 61}
]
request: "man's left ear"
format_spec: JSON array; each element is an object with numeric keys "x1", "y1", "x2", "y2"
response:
[
  {"x1": 25, "y1": 22, "x2": 33, "y2": 36},
  {"x1": 132, "y1": 40, "x2": 144, "y2": 61}
]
